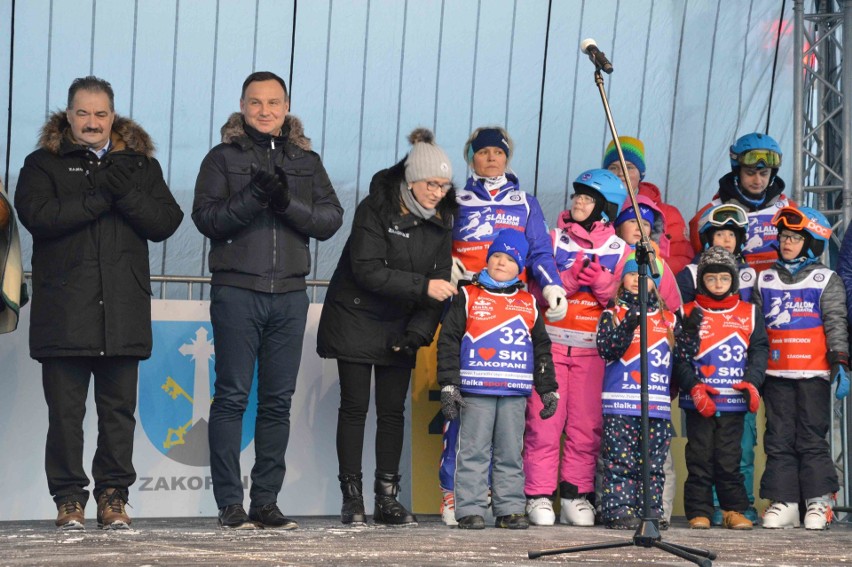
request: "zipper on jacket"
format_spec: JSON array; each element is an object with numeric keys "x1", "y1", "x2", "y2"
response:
[{"x1": 268, "y1": 144, "x2": 277, "y2": 293}]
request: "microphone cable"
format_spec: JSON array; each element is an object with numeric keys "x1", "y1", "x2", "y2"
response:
[
  {"x1": 532, "y1": 0, "x2": 553, "y2": 198},
  {"x1": 765, "y1": 0, "x2": 787, "y2": 134}
]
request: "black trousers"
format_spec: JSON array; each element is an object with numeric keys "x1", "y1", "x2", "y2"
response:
[
  {"x1": 42, "y1": 357, "x2": 139, "y2": 505},
  {"x1": 760, "y1": 376, "x2": 839, "y2": 501},
  {"x1": 683, "y1": 410, "x2": 748, "y2": 519},
  {"x1": 336, "y1": 361, "x2": 411, "y2": 477}
]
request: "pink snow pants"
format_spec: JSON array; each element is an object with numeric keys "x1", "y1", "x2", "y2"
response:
[{"x1": 523, "y1": 346, "x2": 604, "y2": 495}]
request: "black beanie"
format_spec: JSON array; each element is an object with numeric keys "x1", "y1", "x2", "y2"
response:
[{"x1": 697, "y1": 246, "x2": 739, "y2": 297}]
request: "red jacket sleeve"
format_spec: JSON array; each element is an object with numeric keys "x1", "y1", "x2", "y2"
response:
[
  {"x1": 659, "y1": 202, "x2": 694, "y2": 274},
  {"x1": 688, "y1": 202, "x2": 713, "y2": 256}
]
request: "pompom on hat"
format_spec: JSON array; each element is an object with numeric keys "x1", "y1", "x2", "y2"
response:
[{"x1": 404, "y1": 128, "x2": 453, "y2": 184}]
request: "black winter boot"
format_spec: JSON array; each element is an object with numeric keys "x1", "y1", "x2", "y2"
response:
[
  {"x1": 373, "y1": 473, "x2": 417, "y2": 525},
  {"x1": 339, "y1": 474, "x2": 366, "y2": 525}
]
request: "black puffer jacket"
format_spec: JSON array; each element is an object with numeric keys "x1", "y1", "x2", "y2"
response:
[
  {"x1": 316, "y1": 159, "x2": 456, "y2": 368},
  {"x1": 15, "y1": 112, "x2": 183, "y2": 360},
  {"x1": 192, "y1": 113, "x2": 343, "y2": 292}
]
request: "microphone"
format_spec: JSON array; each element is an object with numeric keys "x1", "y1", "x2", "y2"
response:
[{"x1": 580, "y1": 38, "x2": 613, "y2": 74}]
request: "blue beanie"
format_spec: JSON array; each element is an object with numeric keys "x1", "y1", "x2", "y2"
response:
[
  {"x1": 468, "y1": 128, "x2": 511, "y2": 160},
  {"x1": 622, "y1": 252, "x2": 663, "y2": 289},
  {"x1": 615, "y1": 204, "x2": 656, "y2": 228},
  {"x1": 488, "y1": 229, "x2": 528, "y2": 272}
]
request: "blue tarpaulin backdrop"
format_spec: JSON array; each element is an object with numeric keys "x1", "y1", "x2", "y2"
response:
[{"x1": 0, "y1": 0, "x2": 795, "y2": 297}]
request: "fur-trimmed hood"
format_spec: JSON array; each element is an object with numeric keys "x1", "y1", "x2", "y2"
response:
[
  {"x1": 220, "y1": 112, "x2": 311, "y2": 151},
  {"x1": 39, "y1": 111, "x2": 156, "y2": 157}
]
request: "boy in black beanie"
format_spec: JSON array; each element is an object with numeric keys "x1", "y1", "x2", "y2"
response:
[{"x1": 675, "y1": 247, "x2": 768, "y2": 530}]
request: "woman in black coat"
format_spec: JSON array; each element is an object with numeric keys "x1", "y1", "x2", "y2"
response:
[{"x1": 317, "y1": 129, "x2": 458, "y2": 526}]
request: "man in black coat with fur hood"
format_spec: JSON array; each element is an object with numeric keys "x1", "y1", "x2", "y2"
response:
[
  {"x1": 192, "y1": 71, "x2": 343, "y2": 530},
  {"x1": 15, "y1": 76, "x2": 183, "y2": 531}
]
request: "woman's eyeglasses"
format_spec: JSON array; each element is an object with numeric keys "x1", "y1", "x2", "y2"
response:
[{"x1": 424, "y1": 180, "x2": 452, "y2": 194}]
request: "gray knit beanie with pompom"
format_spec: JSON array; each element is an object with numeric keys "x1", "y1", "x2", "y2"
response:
[{"x1": 404, "y1": 128, "x2": 453, "y2": 184}]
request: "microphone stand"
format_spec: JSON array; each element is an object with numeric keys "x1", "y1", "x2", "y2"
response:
[{"x1": 528, "y1": 66, "x2": 716, "y2": 566}]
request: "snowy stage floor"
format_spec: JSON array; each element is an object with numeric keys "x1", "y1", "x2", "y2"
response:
[{"x1": 1, "y1": 515, "x2": 851, "y2": 566}]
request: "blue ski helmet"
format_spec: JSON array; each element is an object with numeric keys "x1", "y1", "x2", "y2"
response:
[
  {"x1": 572, "y1": 169, "x2": 628, "y2": 223},
  {"x1": 729, "y1": 132, "x2": 783, "y2": 170},
  {"x1": 772, "y1": 205, "x2": 832, "y2": 258}
]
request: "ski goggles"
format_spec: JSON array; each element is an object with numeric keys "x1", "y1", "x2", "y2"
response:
[
  {"x1": 732, "y1": 149, "x2": 782, "y2": 169},
  {"x1": 772, "y1": 207, "x2": 832, "y2": 239},
  {"x1": 703, "y1": 204, "x2": 748, "y2": 228}
]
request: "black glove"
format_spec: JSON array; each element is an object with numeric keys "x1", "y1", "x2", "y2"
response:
[
  {"x1": 271, "y1": 166, "x2": 291, "y2": 211},
  {"x1": 621, "y1": 305, "x2": 641, "y2": 331},
  {"x1": 390, "y1": 332, "x2": 422, "y2": 357},
  {"x1": 103, "y1": 160, "x2": 136, "y2": 198},
  {"x1": 539, "y1": 391, "x2": 559, "y2": 420},
  {"x1": 249, "y1": 163, "x2": 283, "y2": 203},
  {"x1": 440, "y1": 385, "x2": 466, "y2": 420},
  {"x1": 679, "y1": 308, "x2": 703, "y2": 336}
]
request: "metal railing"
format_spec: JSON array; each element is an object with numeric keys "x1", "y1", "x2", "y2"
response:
[
  {"x1": 23, "y1": 273, "x2": 331, "y2": 301},
  {"x1": 149, "y1": 275, "x2": 330, "y2": 301}
]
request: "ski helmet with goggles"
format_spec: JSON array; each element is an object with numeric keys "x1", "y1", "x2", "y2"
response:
[
  {"x1": 729, "y1": 132, "x2": 783, "y2": 170},
  {"x1": 698, "y1": 203, "x2": 749, "y2": 251},
  {"x1": 772, "y1": 205, "x2": 832, "y2": 259},
  {"x1": 572, "y1": 169, "x2": 627, "y2": 224}
]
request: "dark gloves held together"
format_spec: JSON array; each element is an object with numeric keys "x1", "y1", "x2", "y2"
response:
[
  {"x1": 690, "y1": 382, "x2": 719, "y2": 418},
  {"x1": 677, "y1": 308, "x2": 704, "y2": 337},
  {"x1": 539, "y1": 391, "x2": 559, "y2": 420},
  {"x1": 103, "y1": 160, "x2": 137, "y2": 198},
  {"x1": 271, "y1": 166, "x2": 291, "y2": 211},
  {"x1": 732, "y1": 381, "x2": 760, "y2": 413},
  {"x1": 390, "y1": 332, "x2": 422, "y2": 357},
  {"x1": 249, "y1": 163, "x2": 286, "y2": 205},
  {"x1": 828, "y1": 351, "x2": 850, "y2": 400},
  {"x1": 440, "y1": 385, "x2": 466, "y2": 421}
]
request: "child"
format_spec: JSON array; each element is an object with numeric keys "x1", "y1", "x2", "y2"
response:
[
  {"x1": 523, "y1": 169, "x2": 629, "y2": 526},
  {"x1": 676, "y1": 247, "x2": 768, "y2": 530},
  {"x1": 596, "y1": 254, "x2": 699, "y2": 529},
  {"x1": 614, "y1": 197, "x2": 683, "y2": 311},
  {"x1": 754, "y1": 205, "x2": 849, "y2": 530},
  {"x1": 440, "y1": 126, "x2": 566, "y2": 525},
  {"x1": 438, "y1": 229, "x2": 559, "y2": 530},
  {"x1": 676, "y1": 202, "x2": 760, "y2": 525},
  {"x1": 677, "y1": 203, "x2": 756, "y2": 303},
  {"x1": 690, "y1": 133, "x2": 792, "y2": 273},
  {"x1": 603, "y1": 136, "x2": 693, "y2": 273},
  {"x1": 612, "y1": 196, "x2": 683, "y2": 528}
]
